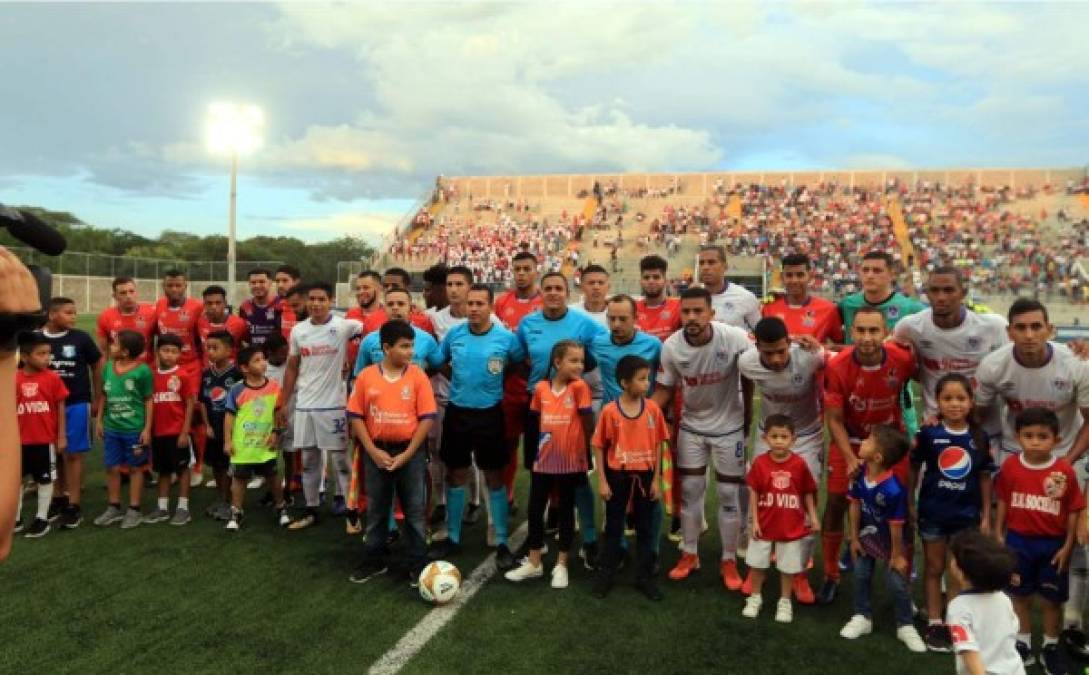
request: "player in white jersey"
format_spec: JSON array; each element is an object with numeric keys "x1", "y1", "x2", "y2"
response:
[
  {"x1": 569, "y1": 263, "x2": 610, "y2": 414},
  {"x1": 698, "y1": 244, "x2": 761, "y2": 331},
  {"x1": 892, "y1": 267, "x2": 1008, "y2": 418},
  {"x1": 278, "y1": 281, "x2": 363, "y2": 530},
  {"x1": 652, "y1": 286, "x2": 753, "y2": 591}
]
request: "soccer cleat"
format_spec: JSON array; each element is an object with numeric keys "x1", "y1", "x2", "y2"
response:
[
  {"x1": 225, "y1": 518, "x2": 241, "y2": 532},
  {"x1": 495, "y1": 544, "x2": 516, "y2": 572},
  {"x1": 246, "y1": 476, "x2": 265, "y2": 490},
  {"x1": 924, "y1": 624, "x2": 953, "y2": 653},
  {"x1": 120, "y1": 509, "x2": 142, "y2": 530},
  {"x1": 550, "y1": 564, "x2": 569, "y2": 589},
  {"x1": 278, "y1": 509, "x2": 291, "y2": 528},
  {"x1": 13, "y1": 519, "x2": 23, "y2": 533},
  {"x1": 635, "y1": 576, "x2": 663, "y2": 602},
  {"x1": 464, "y1": 503, "x2": 482, "y2": 525},
  {"x1": 1061, "y1": 628, "x2": 1089, "y2": 659},
  {"x1": 288, "y1": 512, "x2": 318, "y2": 531},
  {"x1": 741, "y1": 570, "x2": 753, "y2": 596},
  {"x1": 428, "y1": 539, "x2": 462, "y2": 561},
  {"x1": 839, "y1": 614, "x2": 873, "y2": 639},
  {"x1": 345, "y1": 511, "x2": 362, "y2": 535},
  {"x1": 1042, "y1": 643, "x2": 1068, "y2": 675},
  {"x1": 774, "y1": 598, "x2": 793, "y2": 623},
  {"x1": 169, "y1": 508, "x2": 191, "y2": 526},
  {"x1": 897, "y1": 625, "x2": 926, "y2": 653},
  {"x1": 331, "y1": 495, "x2": 346, "y2": 517},
  {"x1": 792, "y1": 575, "x2": 816, "y2": 605},
  {"x1": 580, "y1": 541, "x2": 599, "y2": 571},
  {"x1": 59, "y1": 507, "x2": 82, "y2": 529},
  {"x1": 144, "y1": 508, "x2": 170, "y2": 524},
  {"x1": 668, "y1": 553, "x2": 700, "y2": 580},
  {"x1": 23, "y1": 518, "x2": 51, "y2": 538},
  {"x1": 720, "y1": 559, "x2": 743, "y2": 591},
  {"x1": 505, "y1": 560, "x2": 544, "y2": 582},
  {"x1": 1015, "y1": 641, "x2": 1035, "y2": 667},
  {"x1": 591, "y1": 571, "x2": 613, "y2": 599},
  {"x1": 817, "y1": 579, "x2": 839, "y2": 605},
  {"x1": 741, "y1": 594, "x2": 762, "y2": 619},
  {"x1": 94, "y1": 505, "x2": 124, "y2": 527},
  {"x1": 189, "y1": 472, "x2": 203, "y2": 488}
]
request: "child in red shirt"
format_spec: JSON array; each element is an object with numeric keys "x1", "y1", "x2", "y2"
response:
[
  {"x1": 15, "y1": 332, "x2": 68, "y2": 538},
  {"x1": 741, "y1": 415, "x2": 819, "y2": 623},
  {"x1": 145, "y1": 334, "x2": 196, "y2": 526}
]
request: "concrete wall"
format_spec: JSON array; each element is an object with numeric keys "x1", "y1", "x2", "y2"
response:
[{"x1": 50, "y1": 275, "x2": 252, "y2": 316}]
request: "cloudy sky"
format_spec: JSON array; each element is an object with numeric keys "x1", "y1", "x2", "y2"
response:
[{"x1": 2, "y1": 2, "x2": 1087, "y2": 244}]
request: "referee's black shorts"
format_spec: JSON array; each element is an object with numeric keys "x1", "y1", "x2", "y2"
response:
[{"x1": 440, "y1": 403, "x2": 507, "y2": 471}]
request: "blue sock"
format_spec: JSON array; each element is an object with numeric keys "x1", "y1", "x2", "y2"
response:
[
  {"x1": 446, "y1": 485, "x2": 467, "y2": 545},
  {"x1": 388, "y1": 509, "x2": 396, "y2": 533},
  {"x1": 575, "y1": 482, "x2": 597, "y2": 544},
  {"x1": 488, "y1": 487, "x2": 509, "y2": 546},
  {"x1": 650, "y1": 500, "x2": 664, "y2": 554}
]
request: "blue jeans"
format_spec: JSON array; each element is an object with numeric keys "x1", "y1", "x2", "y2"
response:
[
  {"x1": 853, "y1": 555, "x2": 913, "y2": 626},
  {"x1": 361, "y1": 444, "x2": 428, "y2": 571}
]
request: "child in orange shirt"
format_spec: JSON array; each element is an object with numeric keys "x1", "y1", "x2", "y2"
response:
[{"x1": 505, "y1": 340, "x2": 594, "y2": 590}]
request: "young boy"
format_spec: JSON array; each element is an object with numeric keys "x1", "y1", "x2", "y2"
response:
[
  {"x1": 94, "y1": 329, "x2": 154, "y2": 529},
  {"x1": 15, "y1": 332, "x2": 68, "y2": 538},
  {"x1": 839, "y1": 425, "x2": 926, "y2": 652},
  {"x1": 995, "y1": 407, "x2": 1084, "y2": 674},
  {"x1": 264, "y1": 333, "x2": 298, "y2": 504},
  {"x1": 198, "y1": 331, "x2": 241, "y2": 520},
  {"x1": 346, "y1": 320, "x2": 436, "y2": 585},
  {"x1": 741, "y1": 415, "x2": 820, "y2": 623},
  {"x1": 145, "y1": 334, "x2": 196, "y2": 526},
  {"x1": 40, "y1": 297, "x2": 103, "y2": 528},
  {"x1": 223, "y1": 346, "x2": 289, "y2": 531},
  {"x1": 591, "y1": 354, "x2": 669, "y2": 601}
]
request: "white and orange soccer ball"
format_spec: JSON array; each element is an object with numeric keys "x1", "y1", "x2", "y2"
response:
[{"x1": 418, "y1": 561, "x2": 461, "y2": 604}]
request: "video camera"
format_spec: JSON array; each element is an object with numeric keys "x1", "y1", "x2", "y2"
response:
[{"x1": 0, "y1": 204, "x2": 67, "y2": 345}]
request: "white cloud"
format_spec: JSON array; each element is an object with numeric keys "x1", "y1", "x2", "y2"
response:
[{"x1": 273, "y1": 211, "x2": 400, "y2": 245}]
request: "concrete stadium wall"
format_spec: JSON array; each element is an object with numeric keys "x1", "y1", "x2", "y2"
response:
[{"x1": 50, "y1": 275, "x2": 251, "y2": 316}]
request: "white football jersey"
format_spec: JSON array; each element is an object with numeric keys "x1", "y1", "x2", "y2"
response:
[
  {"x1": 659, "y1": 322, "x2": 752, "y2": 436},
  {"x1": 946, "y1": 592, "x2": 1025, "y2": 675},
  {"x1": 288, "y1": 315, "x2": 362, "y2": 410},
  {"x1": 570, "y1": 302, "x2": 609, "y2": 400},
  {"x1": 975, "y1": 342, "x2": 1089, "y2": 457},
  {"x1": 738, "y1": 343, "x2": 824, "y2": 438},
  {"x1": 893, "y1": 308, "x2": 1008, "y2": 416},
  {"x1": 709, "y1": 282, "x2": 761, "y2": 331}
]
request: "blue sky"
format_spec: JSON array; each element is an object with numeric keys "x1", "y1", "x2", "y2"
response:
[{"x1": 2, "y1": 2, "x2": 1086, "y2": 244}]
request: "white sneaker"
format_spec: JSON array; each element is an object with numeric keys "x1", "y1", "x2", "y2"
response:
[
  {"x1": 189, "y1": 473, "x2": 203, "y2": 488},
  {"x1": 505, "y1": 560, "x2": 544, "y2": 582},
  {"x1": 742, "y1": 595, "x2": 762, "y2": 619},
  {"x1": 247, "y1": 476, "x2": 265, "y2": 489},
  {"x1": 206, "y1": 478, "x2": 217, "y2": 489},
  {"x1": 774, "y1": 598, "x2": 793, "y2": 623},
  {"x1": 897, "y1": 625, "x2": 926, "y2": 653},
  {"x1": 840, "y1": 615, "x2": 873, "y2": 639},
  {"x1": 551, "y1": 564, "x2": 569, "y2": 589}
]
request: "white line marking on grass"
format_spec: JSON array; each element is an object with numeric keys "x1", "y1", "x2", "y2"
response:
[{"x1": 368, "y1": 521, "x2": 529, "y2": 675}]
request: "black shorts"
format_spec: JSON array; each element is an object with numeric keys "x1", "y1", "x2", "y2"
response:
[
  {"x1": 152, "y1": 435, "x2": 192, "y2": 475},
  {"x1": 229, "y1": 459, "x2": 278, "y2": 480},
  {"x1": 204, "y1": 433, "x2": 230, "y2": 471},
  {"x1": 21, "y1": 444, "x2": 54, "y2": 484},
  {"x1": 441, "y1": 404, "x2": 507, "y2": 471}
]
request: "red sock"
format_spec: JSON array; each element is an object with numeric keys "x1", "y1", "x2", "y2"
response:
[{"x1": 822, "y1": 531, "x2": 844, "y2": 581}]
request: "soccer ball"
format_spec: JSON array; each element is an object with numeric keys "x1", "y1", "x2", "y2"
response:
[{"x1": 418, "y1": 561, "x2": 461, "y2": 604}]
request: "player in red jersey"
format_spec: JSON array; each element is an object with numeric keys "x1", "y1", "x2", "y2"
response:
[
  {"x1": 360, "y1": 267, "x2": 436, "y2": 336},
  {"x1": 145, "y1": 334, "x2": 196, "y2": 525},
  {"x1": 154, "y1": 270, "x2": 203, "y2": 381},
  {"x1": 96, "y1": 276, "x2": 157, "y2": 364},
  {"x1": 15, "y1": 333, "x2": 68, "y2": 537},
  {"x1": 762, "y1": 254, "x2": 844, "y2": 344},
  {"x1": 818, "y1": 305, "x2": 916, "y2": 605},
  {"x1": 275, "y1": 264, "x2": 302, "y2": 339},
  {"x1": 344, "y1": 270, "x2": 383, "y2": 367},
  {"x1": 494, "y1": 251, "x2": 543, "y2": 502},
  {"x1": 197, "y1": 285, "x2": 248, "y2": 366}
]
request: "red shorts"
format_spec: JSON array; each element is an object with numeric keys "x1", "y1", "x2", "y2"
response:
[{"x1": 827, "y1": 443, "x2": 910, "y2": 495}]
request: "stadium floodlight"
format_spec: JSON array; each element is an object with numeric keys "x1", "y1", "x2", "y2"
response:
[{"x1": 205, "y1": 102, "x2": 264, "y2": 306}]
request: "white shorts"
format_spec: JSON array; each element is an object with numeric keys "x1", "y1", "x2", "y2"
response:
[
  {"x1": 676, "y1": 428, "x2": 745, "y2": 477},
  {"x1": 745, "y1": 538, "x2": 806, "y2": 574},
  {"x1": 754, "y1": 431, "x2": 823, "y2": 484},
  {"x1": 293, "y1": 409, "x2": 348, "y2": 451}
]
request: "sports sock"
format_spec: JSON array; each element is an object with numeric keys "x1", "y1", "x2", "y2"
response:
[
  {"x1": 388, "y1": 509, "x2": 396, "y2": 532},
  {"x1": 446, "y1": 485, "x2": 467, "y2": 544},
  {"x1": 158, "y1": 497, "x2": 169, "y2": 511},
  {"x1": 680, "y1": 474, "x2": 707, "y2": 555},
  {"x1": 488, "y1": 486, "x2": 509, "y2": 546},
  {"x1": 178, "y1": 497, "x2": 189, "y2": 510},
  {"x1": 716, "y1": 481, "x2": 740, "y2": 561},
  {"x1": 822, "y1": 531, "x2": 844, "y2": 581},
  {"x1": 329, "y1": 449, "x2": 351, "y2": 501},
  {"x1": 36, "y1": 483, "x2": 53, "y2": 521},
  {"x1": 574, "y1": 481, "x2": 597, "y2": 544}
]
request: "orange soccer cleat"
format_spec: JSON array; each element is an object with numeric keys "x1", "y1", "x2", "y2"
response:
[
  {"x1": 793, "y1": 574, "x2": 816, "y2": 605},
  {"x1": 721, "y1": 559, "x2": 743, "y2": 591},
  {"x1": 669, "y1": 552, "x2": 700, "y2": 580},
  {"x1": 741, "y1": 569, "x2": 754, "y2": 596}
]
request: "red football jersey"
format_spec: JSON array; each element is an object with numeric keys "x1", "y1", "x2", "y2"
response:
[
  {"x1": 152, "y1": 366, "x2": 195, "y2": 437},
  {"x1": 997, "y1": 455, "x2": 1085, "y2": 538},
  {"x1": 280, "y1": 306, "x2": 298, "y2": 340},
  {"x1": 636, "y1": 297, "x2": 682, "y2": 342},
  {"x1": 824, "y1": 343, "x2": 916, "y2": 446},
  {"x1": 746, "y1": 452, "x2": 818, "y2": 542},
  {"x1": 196, "y1": 313, "x2": 248, "y2": 366},
  {"x1": 762, "y1": 296, "x2": 844, "y2": 344},
  {"x1": 155, "y1": 297, "x2": 203, "y2": 368},
  {"x1": 495, "y1": 291, "x2": 542, "y2": 400},
  {"x1": 97, "y1": 303, "x2": 158, "y2": 361},
  {"x1": 16, "y1": 369, "x2": 69, "y2": 445},
  {"x1": 345, "y1": 304, "x2": 384, "y2": 367},
  {"x1": 361, "y1": 307, "x2": 436, "y2": 337}
]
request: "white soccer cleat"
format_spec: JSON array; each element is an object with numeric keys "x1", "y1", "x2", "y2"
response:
[
  {"x1": 774, "y1": 598, "x2": 793, "y2": 624},
  {"x1": 897, "y1": 625, "x2": 926, "y2": 653},
  {"x1": 504, "y1": 560, "x2": 544, "y2": 582},
  {"x1": 550, "y1": 564, "x2": 569, "y2": 589},
  {"x1": 741, "y1": 595, "x2": 762, "y2": 619},
  {"x1": 840, "y1": 615, "x2": 873, "y2": 639}
]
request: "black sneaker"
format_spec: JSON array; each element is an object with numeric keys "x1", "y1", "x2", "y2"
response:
[
  {"x1": 635, "y1": 576, "x2": 663, "y2": 602},
  {"x1": 349, "y1": 560, "x2": 388, "y2": 584},
  {"x1": 1016, "y1": 641, "x2": 1035, "y2": 667},
  {"x1": 580, "y1": 541, "x2": 599, "y2": 571},
  {"x1": 1061, "y1": 628, "x2": 1089, "y2": 659},
  {"x1": 924, "y1": 624, "x2": 953, "y2": 653},
  {"x1": 24, "y1": 518, "x2": 51, "y2": 538},
  {"x1": 407, "y1": 565, "x2": 426, "y2": 588},
  {"x1": 464, "y1": 503, "x2": 482, "y2": 525},
  {"x1": 495, "y1": 544, "x2": 515, "y2": 571},
  {"x1": 816, "y1": 579, "x2": 839, "y2": 605},
  {"x1": 591, "y1": 572, "x2": 614, "y2": 599},
  {"x1": 429, "y1": 504, "x2": 447, "y2": 527},
  {"x1": 1042, "y1": 642, "x2": 1067, "y2": 675},
  {"x1": 59, "y1": 506, "x2": 83, "y2": 529},
  {"x1": 47, "y1": 499, "x2": 65, "y2": 522},
  {"x1": 428, "y1": 539, "x2": 462, "y2": 561}
]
